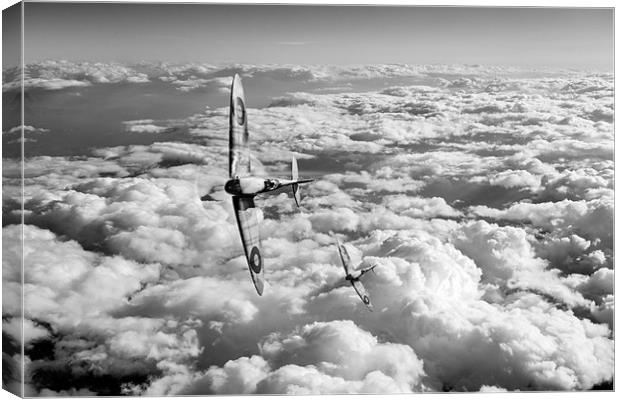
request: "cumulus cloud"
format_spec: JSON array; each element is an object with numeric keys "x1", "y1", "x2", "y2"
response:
[
  {"x1": 180, "y1": 320, "x2": 426, "y2": 394},
  {"x1": 453, "y1": 221, "x2": 591, "y2": 308},
  {"x1": 471, "y1": 198, "x2": 613, "y2": 247},
  {"x1": 2, "y1": 224, "x2": 206, "y2": 395},
  {"x1": 3, "y1": 318, "x2": 49, "y2": 345}
]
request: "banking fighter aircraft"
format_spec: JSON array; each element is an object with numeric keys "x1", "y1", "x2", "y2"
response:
[
  {"x1": 224, "y1": 74, "x2": 313, "y2": 295},
  {"x1": 335, "y1": 238, "x2": 378, "y2": 310}
]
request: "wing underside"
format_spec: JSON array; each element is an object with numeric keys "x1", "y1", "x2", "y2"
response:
[
  {"x1": 351, "y1": 279, "x2": 372, "y2": 310},
  {"x1": 229, "y1": 74, "x2": 251, "y2": 178},
  {"x1": 232, "y1": 195, "x2": 264, "y2": 295}
]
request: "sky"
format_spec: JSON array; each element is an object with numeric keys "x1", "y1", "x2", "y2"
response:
[
  {"x1": 8, "y1": 2, "x2": 613, "y2": 70},
  {"x1": 1, "y1": 1, "x2": 20, "y2": 68}
]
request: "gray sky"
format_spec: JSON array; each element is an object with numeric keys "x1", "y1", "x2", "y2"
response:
[
  {"x1": 15, "y1": 3, "x2": 615, "y2": 70},
  {"x1": 2, "y1": 1, "x2": 21, "y2": 68}
]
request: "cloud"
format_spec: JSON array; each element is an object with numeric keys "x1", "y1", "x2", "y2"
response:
[
  {"x1": 303, "y1": 229, "x2": 612, "y2": 391},
  {"x1": 260, "y1": 320, "x2": 425, "y2": 387},
  {"x1": 21, "y1": 173, "x2": 236, "y2": 267},
  {"x1": 591, "y1": 295, "x2": 613, "y2": 329},
  {"x1": 1, "y1": 224, "x2": 208, "y2": 395},
  {"x1": 472, "y1": 169, "x2": 541, "y2": 190},
  {"x1": 182, "y1": 355, "x2": 269, "y2": 394},
  {"x1": 3, "y1": 318, "x2": 50, "y2": 345},
  {"x1": 577, "y1": 268, "x2": 613, "y2": 298},
  {"x1": 3, "y1": 124, "x2": 53, "y2": 144},
  {"x1": 180, "y1": 320, "x2": 426, "y2": 394},
  {"x1": 3, "y1": 224, "x2": 161, "y2": 323},
  {"x1": 4, "y1": 125, "x2": 50, "y2": 135},
  {"x1": 3, "y1": 78, "x2": 92, "y2": 91},
  {"x1": 9, "y1": 61, "x2": 595, "y2": 94},
  {"x1": 533, "y1": 234, "x2": 608, "y2": 274},
  {"x1": 537, "y1": 167, "x2": 613, "y2": 201},
  {"x1": 3, "y1": 60, "x2": 150, "y2": 91},
  {"x1": 470, "y1": 198, "x2": 613, "y2": 246},
  {"x1": 161, "y1": 76, "x2": 232, "y2": 93},
  {"x1": 123, "y1": 119, "x2": 172, "y2": 134},
  {"x1": 380, "y1": 195, "x2": 462, "y2": 218},
  {"x1": 453, "y1": 221, "x2": 590, "y2": 308}
]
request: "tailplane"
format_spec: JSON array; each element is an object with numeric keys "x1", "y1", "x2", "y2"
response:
[{"x1": 360, "y1": 264, "x2": 378, "y2": 277}]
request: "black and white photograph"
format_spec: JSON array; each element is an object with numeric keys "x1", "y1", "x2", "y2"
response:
[{"x1": 1, "y1": 0, "x2": 615, "y2": 396}]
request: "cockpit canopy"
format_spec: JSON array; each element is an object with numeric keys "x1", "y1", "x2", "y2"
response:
[{"x1": 264, "y1": 179, "x2": 279, "y2": 190}]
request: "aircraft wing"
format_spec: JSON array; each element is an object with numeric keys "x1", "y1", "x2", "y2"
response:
[
  {"x1": 229, "y1": 74, "x2": 251, "y2": 179},
  {"x1": 336, "y1": 238, "x2": 352, "y2": 274},
  {"x1": 350, "y1": 279, "x2": 373, "y2": 311},
  {"x1": 232, "y1": 195, "x2": 265, "y2": 295}
]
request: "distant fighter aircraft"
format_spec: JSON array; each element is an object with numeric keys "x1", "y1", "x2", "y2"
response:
[
  {"x1": 224, "y1": 74, "x2": 313, "y2": 295},
  {"x1": 335, "y1": 238, "x2": 377, "y2": 310}
]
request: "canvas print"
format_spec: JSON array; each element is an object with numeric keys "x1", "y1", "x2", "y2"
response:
[{"x1": 1, "y1": 1, "x2": 614, "y2": 396}]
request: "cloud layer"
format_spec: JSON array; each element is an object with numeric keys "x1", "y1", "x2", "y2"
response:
[{"x1": 2, "y1": 62, "x2": 614, "y2": 394}]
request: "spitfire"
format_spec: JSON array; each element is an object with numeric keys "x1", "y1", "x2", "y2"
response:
[
  {"x1": 335, "y1": 238, "x2": 378, "y2": 311},
  {"x1": 225, "y1": 74, "x2": 313, "y2": 295}
]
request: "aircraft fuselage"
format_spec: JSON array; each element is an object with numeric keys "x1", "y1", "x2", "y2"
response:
[{"x1": 225, "y1": 176, "x2": 293, "y2": 196}]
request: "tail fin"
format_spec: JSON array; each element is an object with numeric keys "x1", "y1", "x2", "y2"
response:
[
  {"x1": 292, "y1": 157, "x2": 300, "y2": 207},
  {"x1": 292, "y1": 156, "x2": 299, "y2": 181}
]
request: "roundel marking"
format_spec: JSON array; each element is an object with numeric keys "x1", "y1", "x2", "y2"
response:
[
  {"x1": 235, "y1": 97, "x2": 246, "y2": 125},
  {"x1": 363, "y1": 295, "x2": 370, "y2": 305},
  {"x1": 249, "y1": 246, "x2": 262, "y2": 274}
]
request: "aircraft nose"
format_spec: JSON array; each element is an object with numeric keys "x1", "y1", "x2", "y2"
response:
[{"x1": 224, "y1": 179, "x2": 241, "y2": 195}]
